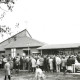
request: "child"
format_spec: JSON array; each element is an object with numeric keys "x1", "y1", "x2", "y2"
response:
[{"x1": 35, "y1": 65, "x2": 46, "y2": 80}]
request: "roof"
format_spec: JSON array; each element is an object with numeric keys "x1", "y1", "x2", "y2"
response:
[
  {"x1": 37, "y1": 43, "x2": 80, "y2": 50},
  {"x1": 0, "y1": 29, "x2": 27, "y2": 45},
  {"x1": 0, "y1": 46, "x2": 5, "y2": 51},
  {"x1": 5, "y1": 36, "x2": 44, "y2": 48},
  {"x1": 0, "y1": 29, "x2": 33, "y2": 45},
  {"x1": 0, "y1": 44, "x2": 7, "y2": 51},
  {"x1": 0, "y1": 29, "x2": 44, "y2": 50}
]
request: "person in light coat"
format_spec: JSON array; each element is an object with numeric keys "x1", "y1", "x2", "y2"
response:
[
  {"x1": 4, "y1": 58, "x2": 11, "y2": 80},
  {"x1": 31, "y1": 57, "x2": 36, "y2": 72},
  {"x1": 56, "y1": 55, "x2": 61, "y2": 72},
  {"x1": 35, "y1": 65, "x2": 46, "y2": 80},
  {"x1": 49, "y1": 57, "x2": 53, "y2": 72}
]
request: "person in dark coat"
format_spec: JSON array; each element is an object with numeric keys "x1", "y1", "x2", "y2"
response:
[
  {"x1": 67, "y1": 56, "x2": 73, "y2": 73},
  {"x1": 20, "y1": 57, "x2": 23, "y2": 70},
  {"x1": 53, "y1": 55, "x2": 56, "y2": 72},
  {"x1": 76, "y1": 54, "x2": 80, "y2": 63},
  {"x1": 43, "y1": 56, "x2": 49, "y2": 72}
]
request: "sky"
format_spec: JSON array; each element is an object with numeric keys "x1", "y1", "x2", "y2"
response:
[{"x1": 0, "y1": 0, "x2": 80, "y2": 44}]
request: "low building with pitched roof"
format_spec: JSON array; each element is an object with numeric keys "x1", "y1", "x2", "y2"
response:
[
  {"x1": 0, "y1": 29, "x2": 44, "y2": 57},
  {"x1": 38, "y1": 44, "x2": 80, "y2": 55}
]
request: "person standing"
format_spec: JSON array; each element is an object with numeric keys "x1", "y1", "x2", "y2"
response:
[
  {"x1": 61, "y1": 55, "x2": 67, "y2": 74},
  {"x1": 7, "y1": 54, "x2": 13, "y2": 74},
  {"x1": 49, "y1": 57, "x2": 53, "y2": 72},
  {"x1": 53, "y1": 55, "x2": 56, "y2": 72},
  {"x1": 31, "y1": 57, "x2": 36, "y2": 72},
  {"x1": 28, "y1": 57, "x2": 32, "y2": 72},
  {"x1": 4, "y1": 58, "x2": 11, "y2": 80},
  {"x1": 15, "y1": 56, "x2": 20, "y2": 74},
  {"x1": 67, "y1": 56, "x2": 73, "y2": 73},
  {"x1": 39, "y1": 56, "x2": 44, "y2": 71},
  {"x1": 55, "y1": 55, "x2": 61, "y2": 72},
  {"x1": 0, "y1": 57, "x2": 2, "y2": 69},
  {"x1": 22, "y1": 56, "x2": 26, "y2": 70}
]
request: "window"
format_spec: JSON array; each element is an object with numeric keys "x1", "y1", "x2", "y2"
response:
[{"x1": 11, "y1": 48, "x2": 16, "y2": 58}]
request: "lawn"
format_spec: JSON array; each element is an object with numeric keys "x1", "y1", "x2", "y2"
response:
[{"x1": 0, "y1": 70, "x2": 80, "y2": 80}]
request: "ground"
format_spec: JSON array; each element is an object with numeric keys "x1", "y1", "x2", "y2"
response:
[{"x1": 0, "y1": 70, "x2": 80, "y2": 80}]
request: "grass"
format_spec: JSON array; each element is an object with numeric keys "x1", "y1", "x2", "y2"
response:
[{"x1": 0, "y1": 70, "x2": 80, "y2": 80}]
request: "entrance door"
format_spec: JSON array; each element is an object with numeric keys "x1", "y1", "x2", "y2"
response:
[{"x1": 23, "y1": 50, "x2": 30, "y2": 56}]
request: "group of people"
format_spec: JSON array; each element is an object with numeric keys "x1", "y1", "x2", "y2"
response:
[{"x1": 0, "y1": 53, "x2": 80, "y2": 80}]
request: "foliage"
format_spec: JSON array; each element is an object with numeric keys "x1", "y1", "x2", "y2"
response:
[
  {"x1": 0, "y1": 0, "x2": 17, "y2": 20},
  {"x1": 0, "y1": 0, "x2": 19, "y2": 38},
  {"x1": 0, "y1": 25, "x2": 11, "y2": 37}
]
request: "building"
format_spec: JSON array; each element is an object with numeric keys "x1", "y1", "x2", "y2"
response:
[
  {"x1": 0, "y1": 29, "x2": 44, "y2": 57},
  {"x1": 38, "y1": 43, "x2": 80, "y2": 55},
  {"x1": 1, "y1": 29, "x2": 80, "y2": 57}
]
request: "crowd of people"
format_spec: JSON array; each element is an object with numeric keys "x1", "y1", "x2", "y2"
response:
[
  {"x1": 0, "y1": 53, "x2": 80, "y2": 74},
  {"x1": 0, "y1": 53, "x2": 80, "y2": 80}
]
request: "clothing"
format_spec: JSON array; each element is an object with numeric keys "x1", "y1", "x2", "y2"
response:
[
  {"x1": 43, "y1": 58, "x2": 49, "y2": 72},
  {"x1": 67, "y1": 66, "x2": 73, "y2": 71},
  {"x1": 49, "y1": 58, "x2": 53, "y2": 70},
  {"x1": 39, "y1": 57, "x2": 44, "y2": 66},
  {"x1": 56, "y1": 57, "x2": 61, "y2": 65},
  {"x1": 35, "y1": 68, "x2": 45, "y2": 80},
  {"x1": 31, "y1": 58, "x2": 36, "y2": 67},
  {"x1": 61, "y1": 58, "x2": 67, "y2": 67},
  {"x1": 36, "y1": 59, "x2": 40, "y2": 66},
  {"x1": 56, "y1": 56, "x2": 61, "y2": 72},
  {"x1": 61, "y1": 58, "x2": 67, "y2": 72},
  {"x1": 67, "y1": 57, "x2": 73, "y2": 72},
  {"x1": 53, "y1": 57, "x2": 56, "y2": 71},
  {"x1": 4, "y1": 62, "x2": 11, "y2": 75}
]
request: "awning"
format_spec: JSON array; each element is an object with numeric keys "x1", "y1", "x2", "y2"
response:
[
  {"x1": 22, "y1": 48, "x2": 30, "y2": 51},
  {"x1": 32, "y1": 52, "x2": 40, "y2": 53}
]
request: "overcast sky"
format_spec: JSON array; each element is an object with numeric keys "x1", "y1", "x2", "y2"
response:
[{"x1": 0, "y1": 0, "x2": 80, "y2": 44}]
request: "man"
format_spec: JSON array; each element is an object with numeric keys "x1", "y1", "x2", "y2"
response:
[
  {"x1": 67, "y1": 56, "x2": 73, "y2": 73},
  {"x1": 61, "y1": 55, "x2": 67, "y2": 74},
  {"x1": 4, "y1": 58, "x2": 11, "y2": 80},
  {"x1": 39, "y1": 56, "x2": 44, "y2": 71},
  {"x1": 31, "y1": 57, "x2": 36, "y2": 72},
  {"x1": 49, "y1": 57, "x2": 53, "y2": 72},
  {"x1": 55, "y1": 55, "x2": 61, "y2": 72},
  {"x1": 15, "y1": 56, "x2": 20, "y2": 74}
]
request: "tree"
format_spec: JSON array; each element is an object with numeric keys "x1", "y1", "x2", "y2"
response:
[
  {"x1": 0, "y1": 0, "x2": 17, "y2": 20},
  {"x1": 0, "y1": 0, "x2": 18, "y2": 40},
  {"x1": 0, "y1": 0, "x2": 16, "y2": 11}
]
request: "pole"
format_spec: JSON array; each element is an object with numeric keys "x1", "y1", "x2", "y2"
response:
[
  {"x1": 28, "y1": 43, "x2": 29, "y2": 56},
  {"x1": 41, "y1": 49, "x2": 42, "y2": 55},
  {"x1": 28, "y1": 45, "x2": 29, "y2": 56}
]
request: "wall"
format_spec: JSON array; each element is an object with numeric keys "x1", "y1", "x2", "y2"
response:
[
  {"x1": 30, "y1": 47, "x2": 40, "y2": 53},
  {"x1": 16, "y1": 48, "x2": 23, "y2": 56},
  {"x1": 5, "y1": 49, "x2": 11, "y2": 56},
  {"x1": 41, "y1": 48, "x2": 80, "y2": 55}
]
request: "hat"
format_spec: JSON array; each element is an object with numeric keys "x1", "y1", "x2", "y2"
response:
[{"x1": 3, "y1": 58, "x2": 7, "y2": 63}]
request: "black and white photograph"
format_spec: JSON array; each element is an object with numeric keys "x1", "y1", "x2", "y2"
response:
[{"x1": 0, "y1": 0, "x2": 80, "y2": 80}]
